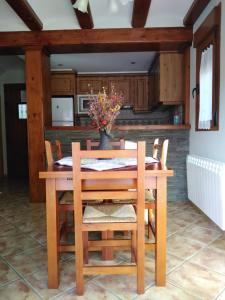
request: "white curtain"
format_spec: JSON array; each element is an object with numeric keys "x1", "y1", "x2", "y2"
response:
[{"x1": 199, "y1": 45, "x2": 213, "y2": 130}]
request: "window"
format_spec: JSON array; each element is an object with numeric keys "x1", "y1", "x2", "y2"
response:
[{"x1": 194, "y1": 4, "x2": 221, "y2": 131}]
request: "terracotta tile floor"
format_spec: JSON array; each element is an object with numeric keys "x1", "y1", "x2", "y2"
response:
[{"x1": 0, "y1": 180, "x2": 225, "y2": 299}]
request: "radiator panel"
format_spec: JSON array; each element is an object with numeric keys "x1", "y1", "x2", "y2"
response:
[{"x1": 187, "y1": 155, "x2": 225, "y2": 230}]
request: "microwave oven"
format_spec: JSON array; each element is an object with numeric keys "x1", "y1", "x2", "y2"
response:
[{"x1": 77, "y1": 94, "x2": 97, "y2": 114}]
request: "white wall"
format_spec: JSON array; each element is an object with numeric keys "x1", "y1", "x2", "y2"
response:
[
  {"x1": 0, "y1": 68, "x2": 25, "y2": 174},
  {"x1": 190, "y1": 0, "x2": 225, "y2": 162}
]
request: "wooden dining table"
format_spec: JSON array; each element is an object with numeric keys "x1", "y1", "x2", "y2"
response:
[{"x1": 39, "y1": 162, "x2": 173, "y2": 289}]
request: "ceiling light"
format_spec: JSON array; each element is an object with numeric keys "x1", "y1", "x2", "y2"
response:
[{"x1": 73, "y1": 0, "x2": 89, "y2": 13}]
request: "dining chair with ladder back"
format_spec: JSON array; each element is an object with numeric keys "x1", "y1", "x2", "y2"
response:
[
  {"x1": 72, "y1": 141, "x2": 146, "y2": 295},
  {"x1": 45, "y1": 140, "x2": 74, "y2": 248},
  {"x1": 145, "y1": 139, "x2": 169, "y2": 239},
  {"x1": 86, "y1": 137, "x2": 126, "y2": 260}
]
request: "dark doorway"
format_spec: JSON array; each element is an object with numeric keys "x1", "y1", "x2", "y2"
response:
[{"x1": 4, "y1": 84, "x2": 28, "y2": 179}]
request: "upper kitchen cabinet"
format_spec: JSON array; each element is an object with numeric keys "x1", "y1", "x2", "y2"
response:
[
  {"x1": 150, "y1": 53, "x2": 184, "y2": 105},
  {"x1": 51, "y1": 71, "x2": 76, "y2": 96},
  {"x1": 108, "y1": 76, "x2": 131, "y2": 107},
  {"x1": 133, "y1": 75, "x2": 149, "y2": 111},
  {"x1": 77, "y1": 76, "x2": 107, "y2": 94}
]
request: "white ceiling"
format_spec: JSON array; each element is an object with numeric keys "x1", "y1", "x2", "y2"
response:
[
  {"x1": 0, "y1": 0, "x2": 193, "y2": 74},
  {"x1": 0, "y1": 0, "x2": 193, "y2": 31},
  {"x1": 50, "y1": 52, "x2": 156, "y2": 73}
]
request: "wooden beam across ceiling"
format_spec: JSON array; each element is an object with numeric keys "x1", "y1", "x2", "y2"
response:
[
  {"x1": 5, "y1": 0, "x2": 43, "y2": 31},
  {"x1": 71, "y1": 0, "x2": 94, "y2": 29},
  {"x1": 183, "y1": 0, "x2": 211, "y2": 27},
  {"x1": 132, "y1": 0, "x2": 152, "y2": 28},
  {"x1": 0, "y1": 28, "x2": 192, "y2": 54}
]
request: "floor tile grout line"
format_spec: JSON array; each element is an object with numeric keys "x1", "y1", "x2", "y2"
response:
[
  {"x1": 167, "y1": 279, "x2": 206, "y2": 300},
  {"x1": 0, "y1": 255, "x2": 43, "y2": 299},
  {"x1": 166, "y1": 231, "x2": 225, "y2": 276},
  {"x1": 91, "y1": 278, "x2": 126, "y2": 300}
]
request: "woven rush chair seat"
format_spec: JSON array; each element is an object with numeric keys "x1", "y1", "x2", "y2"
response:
[
  {"x1": 59, "y1": 191, "x2": 73, "y2": 204},
  {"x1": 83, "y1": 204, "x2": 136, "y2": 223},
  {"x1": 145, "y1": 189, "x2": 155, "y2": 203},
  {"x1": 59, "y1": 192, "x2": 102, "y2": 205}
]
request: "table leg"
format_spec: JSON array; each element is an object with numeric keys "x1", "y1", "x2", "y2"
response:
[
  {"x1": 46, "y1": 179, "x2": 59, "y2": 288},
  {"x1": 155, "y1": 177, "x2": 167, "y2": 286}
]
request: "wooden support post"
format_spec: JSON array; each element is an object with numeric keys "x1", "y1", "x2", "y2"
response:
[{"x1": 25, "y1": 47, "x2": 51, "y2": 202}]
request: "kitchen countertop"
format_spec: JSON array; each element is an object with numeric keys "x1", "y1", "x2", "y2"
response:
[{"x1": 45, "y1": 124, "x2": 191, "y2": 131}]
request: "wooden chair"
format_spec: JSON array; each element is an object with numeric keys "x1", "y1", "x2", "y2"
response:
[
  {"x1": 146, "y1": 139, "x2": 169, "y2": 239},
  {"x1": 45, "y1": 140, "x2": 73, "y2": 243},
  {"x1": 86, "y1": 138, "x2": 125, "y2": 150},
  {"x1": 72, "y1": 141, "x2": 146, "y2": 295},
  {"x1": 45, "y1": 139, "x2": 64, "y2": 165}
]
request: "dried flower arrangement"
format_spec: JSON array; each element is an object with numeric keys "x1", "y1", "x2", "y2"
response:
[{"x1": 88, "y1": 86, "x2": 124, "y2": 134}]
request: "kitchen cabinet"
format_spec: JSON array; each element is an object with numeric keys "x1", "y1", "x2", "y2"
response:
[
  {"x1": 133, "y1": 76, "x2": 149, "y2": 111},
  {"x1": 108, "y1": 76, "x2": 131, "y2": 106},
  {"x1": 76, "y1": 74, "x2": 148, "y2": 110},
  {"x1": 77, "y1": 76, "x2": 106, "y2": 94},
  {"x1": 150, "y1": 53, "x2": 184, "y2": 105},
  {"x1": 51, "y1": 71, "x2": 76, "y2": 96}
]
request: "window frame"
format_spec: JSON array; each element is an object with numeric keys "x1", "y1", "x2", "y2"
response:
[{"x1": 194, "y1": 4, "x2": 221, "y2": 131}]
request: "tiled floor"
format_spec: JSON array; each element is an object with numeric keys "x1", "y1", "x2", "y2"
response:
[{"x1": 0, "y1": 180, "x2": 225, "y2": 300}]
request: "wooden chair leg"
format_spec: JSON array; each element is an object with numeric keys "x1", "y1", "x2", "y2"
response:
[
  {"x1": 101, "y1": 231, "x2": 114, "y2": 260},
  {"x1": 147, "y1": 209, "x2": 153, "y2": 240},
  {"x1": 131, "y1": 230, "x2": 137, "y2": 263},
  {"x1": 83, "y1": 232, "x2": 89, "y2": 264},
  {"x1": 137, "y1": 227, "x2": 145, "y2": 294}
]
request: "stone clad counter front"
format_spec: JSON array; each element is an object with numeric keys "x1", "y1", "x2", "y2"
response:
[{"x1": 45, "y1": 128, "x2": 189, "y2": 201}]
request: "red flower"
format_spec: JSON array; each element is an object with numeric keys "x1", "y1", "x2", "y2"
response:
[{"x1": 101, "y1": 119, "x2": 107, "y2": 125}]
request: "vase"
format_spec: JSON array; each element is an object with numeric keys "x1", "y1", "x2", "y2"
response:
[{"x1": 98, "y1": 130, "x2": 112, "y2": 150}]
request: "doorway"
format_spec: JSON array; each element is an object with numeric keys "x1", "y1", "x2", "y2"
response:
[{"x1": 4, "y1": 84, "x2": 28, "y2": 179}]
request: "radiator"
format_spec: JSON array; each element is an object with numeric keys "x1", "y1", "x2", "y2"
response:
[{"x1": 187, "y1": 154, "x2": 225, "y2": 230}]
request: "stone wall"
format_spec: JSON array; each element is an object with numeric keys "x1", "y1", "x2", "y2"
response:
[{"x1": 45, "y1": 129, "x2": 189, "y2": 201}]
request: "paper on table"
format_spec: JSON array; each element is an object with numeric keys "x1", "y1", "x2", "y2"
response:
[
  {"x1": 56, "y1": 156, "x2": 73, "y2": 166},
  {"x1": 56, "y1": 156, "x2": 158, "y2": 169}
]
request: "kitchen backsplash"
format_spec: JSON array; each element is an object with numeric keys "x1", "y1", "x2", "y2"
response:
[{"x1": 77, "y1": 105, "x2": 176, "y2": 126}]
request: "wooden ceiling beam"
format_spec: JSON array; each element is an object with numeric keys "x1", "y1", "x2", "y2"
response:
[
  {"x1": 132, "y1": 0, "x2": 152, "y2": 28},
  {"x1": 183, "y1": 0, "x2": 211, "y2": 27},
  {"x1": 5, "y1": 0, "x2": 43, "y2": 31},
  {"x1": 71, "y1": 0, "x2": 93, "y2": 29},
  {"x1": 0, "y1": 27, "x2": 192, "y2": 53}
]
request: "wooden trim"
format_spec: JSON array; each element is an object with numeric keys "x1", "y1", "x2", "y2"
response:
[
  {"x1": 71, "y1": 0, "x2": 94, "y2": 29},
  {"x1": 194, "y1": 4, "x2": 221, "y2": 47},
  {"x1": 132, "y1": 0, "x2": 152, "y2": 28},
  {"x1": 183, "y1": 47, "x2": 190, "y2": 125},
  {"x1": 183, "y1": 0, "x2": 211, "y2": 27},
  {"x1": 5, "y1": 0, "x2": 43, "y2": 31},
  {"x1": 0, "y1": 28, "x2": 192, "y2": 53},
  {"x1": 195, "y1": 4, "x2": 221, "y2": 131}
]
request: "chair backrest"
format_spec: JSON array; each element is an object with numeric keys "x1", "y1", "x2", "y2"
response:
[
  {"x1": 45, "y1": 140, "x2": 62, "y2": 167},
  {"x1": 72, "y1": 141, "x2": 145, "y2": 214},
  {"x1": 152, "y1": 138, "x2": 159, "y2": 159},
  {"x1": 161, "y1": 139, "x2": 169, "y2": 166},
  {"x1": 152, "y1": 138, "x2": 169, "y2": 166},
  {"x1": 55, "y1": 139, "x2": 62, "y2": 160},
  {"x1": 86, "y1": 138, "x2": 125, "y2": 150}
]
